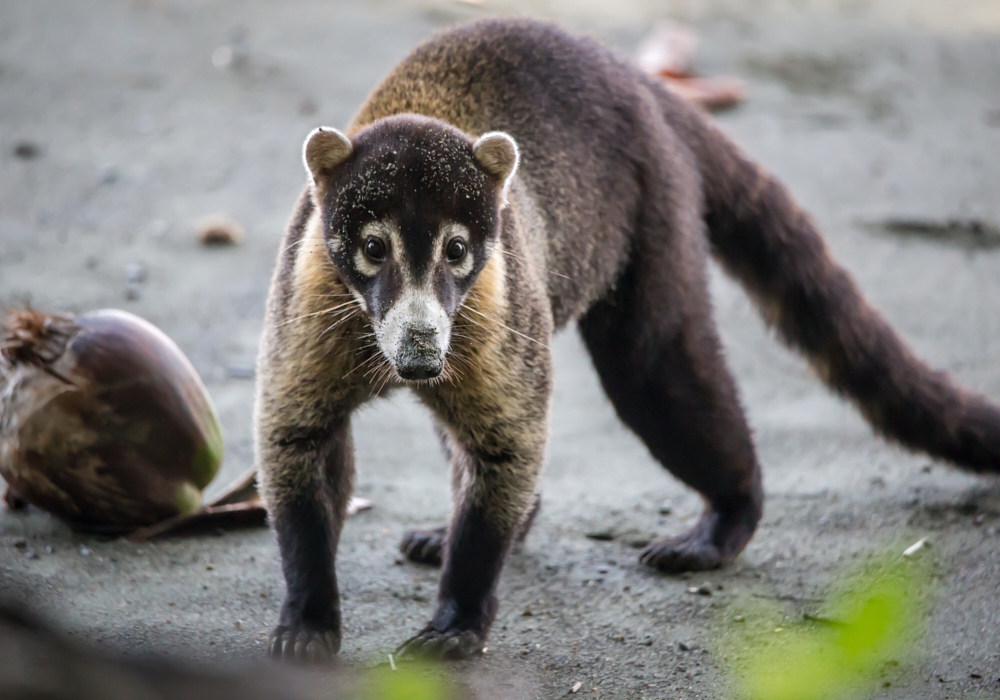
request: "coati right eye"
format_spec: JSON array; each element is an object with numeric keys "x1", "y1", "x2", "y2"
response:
[
  {"x1": 364, "y1": 237, "x2": 386, "y2": 263},
  {"x1": 446, "y1": 238, "x2": 467, "y2": 263}
]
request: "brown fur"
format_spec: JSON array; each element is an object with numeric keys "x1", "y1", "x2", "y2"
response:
[{"x1": 254, "y1": 19, "x2": 1000, "y2": 662}]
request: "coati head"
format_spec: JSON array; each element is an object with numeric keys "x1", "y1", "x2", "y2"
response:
[{"x1": 302, "y1": 114, "x2": 519, "y2": 381}]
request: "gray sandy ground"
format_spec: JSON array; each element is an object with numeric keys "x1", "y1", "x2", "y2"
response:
[{"x1": 1, "y1": 0, "x2": 999, "y2": 697}]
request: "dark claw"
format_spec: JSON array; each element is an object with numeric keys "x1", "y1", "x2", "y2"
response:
[
  {"x1": 639, "y1": 534, "x2": 723, "y2": 572},
  {"x1": 267, "y1": 625, "x2": 339, "y2": 664},
  {"x1": 397, "y1": 625, "x2": 485, "y2": 660},
  {"x1": 639, "y1": 506, "x2": 760, "y2": 573}
]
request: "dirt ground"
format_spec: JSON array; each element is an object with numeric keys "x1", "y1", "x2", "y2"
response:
[{"x1": 2, "y1": 0, "x2": 1000, "y2": 697}]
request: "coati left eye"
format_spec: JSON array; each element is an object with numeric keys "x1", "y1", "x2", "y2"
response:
[
  {"x1": 446, "y1": 238, "x2": 467, "y2": 263},
  {"x1": 364, "y1": 237, "x2": 387, "y2": 263}
]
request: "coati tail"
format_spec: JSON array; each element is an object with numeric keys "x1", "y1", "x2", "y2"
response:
[{"x1": 691, "y1": 118, "x2": 1000, "y2": 474}]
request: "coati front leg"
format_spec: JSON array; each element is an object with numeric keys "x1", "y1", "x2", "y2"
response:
[
  {"x1": 399, "y1": 425, "x2": 456, "y2": 567},
  {"x1": 254, "y1": 210, "x2": 369, "y2": 663},
  {"x1": 400, "y1": 496, "x2": 542, "y2": 566},
  {"x1": 258, "y1": 415, "x2": 357, "y2": 663},
  {"x1": 400, "y1": 444, "x2": 542, "y2": 566},
  {"x1": 397, "y1": 431, "x2": 545, "y2": 659}
]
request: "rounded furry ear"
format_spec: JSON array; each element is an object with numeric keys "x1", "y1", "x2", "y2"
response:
[
  {"x1": 303, "y1": 127, "x2": 353, "y2": 185},
  {"x1": 473, "y1": 131, "x2": 519, "y2": 203}
]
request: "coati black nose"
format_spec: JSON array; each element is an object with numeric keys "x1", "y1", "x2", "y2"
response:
[{"x1": 396, "y1": 327, "x2": 444, "y2": 380}]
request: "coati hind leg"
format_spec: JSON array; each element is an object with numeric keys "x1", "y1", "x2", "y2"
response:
[
  {"x1": 399, "y1": 426, "x2": 455, "y2": 566},
  {"x1": 400, "y1": 497, "x2": 541, "y2": 566},
  {"x1": 400, "y1": 439, "x2": 542, "y2": 568},
  {"x1": 579, "y1": 249, "x2": 763, "y2": 573}
]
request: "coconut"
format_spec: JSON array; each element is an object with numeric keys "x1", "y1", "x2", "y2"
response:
[{"x1": 0, "y1": 309, "x2": 224, "y2": 533}]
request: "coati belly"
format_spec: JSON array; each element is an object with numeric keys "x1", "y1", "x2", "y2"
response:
[{"x1": 253, "y1": 19, "x2": 1000, "y2": 662}]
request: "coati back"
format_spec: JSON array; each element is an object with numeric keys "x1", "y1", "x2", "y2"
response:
[{"x1": 254, "y1": 19, "x2": 1000, "y2": 662}]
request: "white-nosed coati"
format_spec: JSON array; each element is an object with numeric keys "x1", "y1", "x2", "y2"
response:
[{"x1": 254, "y1": 19, "x2": 1000, "y2": 662}]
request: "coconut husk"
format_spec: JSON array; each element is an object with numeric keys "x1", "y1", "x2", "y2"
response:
[{"x1": 127, "y1": 466, "x2": 373, "y2": 541}]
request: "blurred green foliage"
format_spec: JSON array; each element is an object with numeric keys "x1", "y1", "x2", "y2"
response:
[
  {"x1": 362, "y1": 661, "x2": 455, "y2": 700},
  {"x1": 726, "y1": 553, "x2": 932, "y2": 700}
]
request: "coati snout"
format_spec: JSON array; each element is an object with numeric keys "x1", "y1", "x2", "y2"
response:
[
  {"x1": 376, "y1": 287, "x2": 451, "y2": 380},
  {"x1": 300, "y1": 117, "x2": 519, "y2": 382}
]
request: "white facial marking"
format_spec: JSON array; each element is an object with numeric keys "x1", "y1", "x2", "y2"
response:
[
  {"x1": 374, "y1": 287, "x2": 451, "y2": 378},
  {"x1": 354, "y1": 220, "x2": 398, "y2": 278},
  {"x1": 441, "y1": 222, "x2": 474, "y2": 279},
  {"x1": 353, "y1": 248, "x2": 379, "y2": 277}
]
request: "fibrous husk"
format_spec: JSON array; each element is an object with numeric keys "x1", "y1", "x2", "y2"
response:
[
  {"x1": 0, "y1": 308, "x2": 224, "y2": 533},
  {"x1": 635, "y1": 21, "x2": 747, "y2": 112}
]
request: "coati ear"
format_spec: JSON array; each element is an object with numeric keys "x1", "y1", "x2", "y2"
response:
[
  {"x1": 303, "y1": 127, "x2": 353, "y2": 187},
  {"x1": 473, "y1": 131, "x2": 520, "y2": 205}
]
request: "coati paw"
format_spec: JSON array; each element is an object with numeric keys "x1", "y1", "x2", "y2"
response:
[
  {"x1": 400, "y1": 526, "x2": 446, "y2": 566},
  {"x1": 268, "y1": 625, "x2": 340, "y2": 664},
  {"x1": 639, "y1": 506, "x2": 755, "y2": 573},
  {"x1": 396, "y1": 625, "x2": 485, "y2": 660},
  {"x1": 639, "y1": 534, "x2": 724, "y2": 572}
]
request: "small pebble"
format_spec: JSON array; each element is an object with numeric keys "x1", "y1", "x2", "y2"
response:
[
  {"x1": 658, "y1": 503, "x2": 672, "y2": 515},
  {"x1": 197, "y1": 215, "x2": 245, "y2": 247},
  {"x1": 677, "y1": 641, "x2": 690, "y2": 651},
  {"x1": 570, "y1": 681, "x2": 583, "y2": 694},
  {"x1": 13, "y1": 141, "x2": 40, "y2": 159},
  {"x1": 687, "y1": 583, "x2": 712, "y2": 596},
  {"x1": 79, "y1": 546, "x2": 91, "y2": 556}
]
